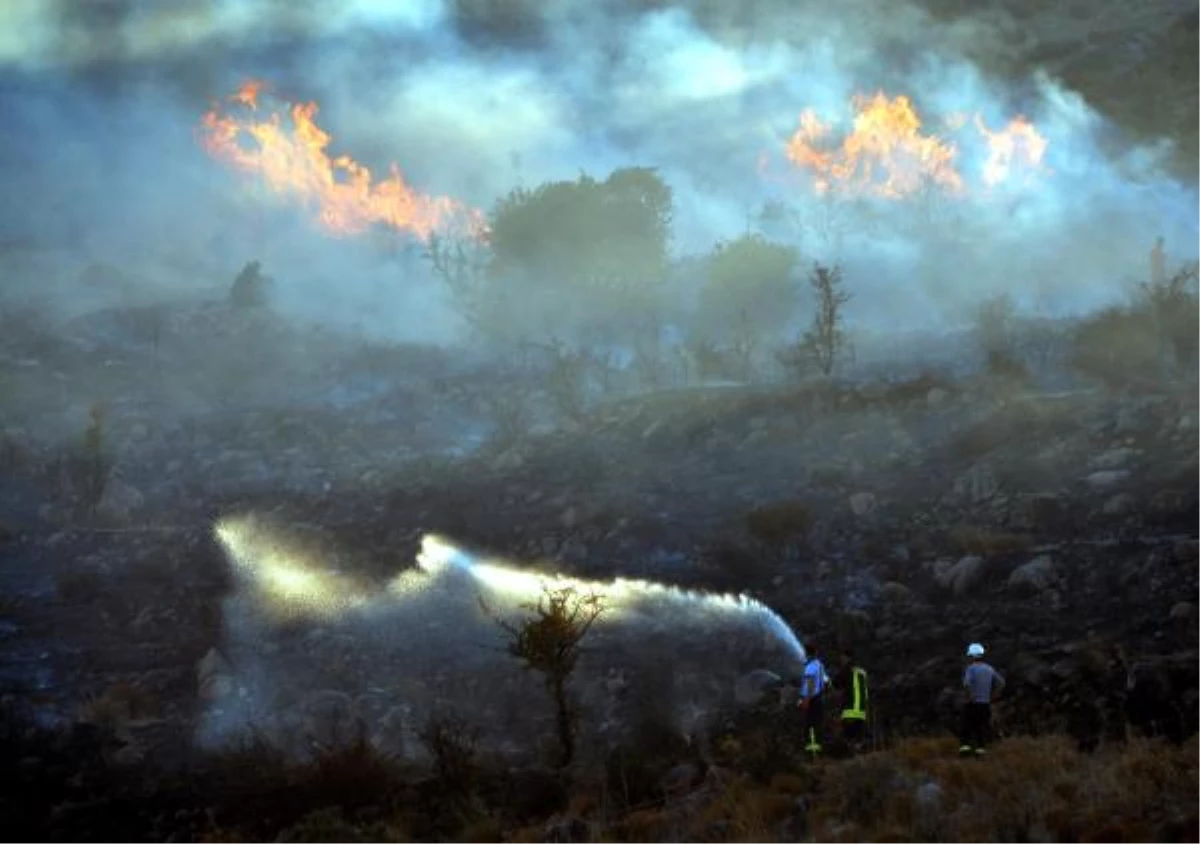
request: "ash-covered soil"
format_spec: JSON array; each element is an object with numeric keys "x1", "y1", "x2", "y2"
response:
[{"x1": 0, "y1": 300, "x2": 1196, "y2": 769}]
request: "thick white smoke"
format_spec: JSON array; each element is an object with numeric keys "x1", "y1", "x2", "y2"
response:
[
  {"x1": 201, "y1": 515, "x2": 806, "y2": 762},
  {"x1": 1, "y1": 0, "x2": 1195, "y2": 336}
]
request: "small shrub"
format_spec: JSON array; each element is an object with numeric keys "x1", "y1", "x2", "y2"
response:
[
  {"x1": 984, "y1": 348, "x2": 1030, "y2": 382},
  {"x1": 456, "y1": 813, "x2": 505, "y2": 843},
  {"x1": 303, "y1": 736, "x2": 399, "y2": 811},
  {"x1": 819, "y1": 753, "x2": 908, "y2": 827},
  {"x1": 541, "y1": 338, "x2": 592, "y2": 424},
  {"x1": 418, "y1": 709, "x2": 480, "y2": 795},
  {"x1": 77, "y1": 681, "x2": 157, "y2": 730},
  {"x1": 947, "y1": 414, "x2": 1016, "y2": 461},
  {"x1": 744, "y1": 501, "x2": 813, "y2": 557},
  {"x1": 1069, "y1": 305, "x2": 1160, "y2": 388},
  {"x1": 274, "y1": 807, "x2": 402, "y2": 843},
  {"x1": 55, "y1": 567, "x2": 106, "y2": 603},
  {"x1": 482, "y1": 387, "x2": 535, "y2": 450}
]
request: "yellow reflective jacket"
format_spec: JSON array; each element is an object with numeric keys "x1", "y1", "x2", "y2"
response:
[{"x1": 840, "y1": 666, "x2": 869, "y2": 721}]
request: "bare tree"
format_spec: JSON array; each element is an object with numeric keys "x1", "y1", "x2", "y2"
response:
[
  {"x1": 1139, "y1": 262, "x2": 1200, "y2": 376},
  {"x1": 424, "y1": 233, "x2": 505, "y2": 343},
  {"x1": 802, "y1": 263, "x2": 852, "y2": 376},
  {"x1": 484, "y1": 586, "x2": 605, "y2": 770}
]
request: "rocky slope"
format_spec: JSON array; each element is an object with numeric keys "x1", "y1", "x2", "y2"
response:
[{"x1": 1, "y1": 320, "x2": 1195, "y2": 763}]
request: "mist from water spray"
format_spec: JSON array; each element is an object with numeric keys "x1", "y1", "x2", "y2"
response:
[{"x1": 203, "y1": 515, "x2": 807, "y2": 759}]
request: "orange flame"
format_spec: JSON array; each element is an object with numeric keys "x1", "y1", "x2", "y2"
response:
[
  {"x1": 199, "y1": 80, "x2": 486, "y2": 241},
  {"x1": 784, "y1": 93, "x2": 963, "y2": 199},
  {"x1": 975, "y1": 114, "x2": 1048, "y2": 188},
  {"x1": 781, "y1": 93, "x2": 1048, "y2": 199}
]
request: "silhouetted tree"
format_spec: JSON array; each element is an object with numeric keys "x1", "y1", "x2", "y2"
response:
[
  {"x1": 429, "y1": 168, "x2": 673, "y2": 349},
  {"x1": 485, "y1": 586, "x2": 605, "y2": 770},
  {"x1": 230, "y1": 260, "x2": 273, "y2": 309},
  {"x1": 801, "y1": 263, "x2": 851, "y2": 376}
]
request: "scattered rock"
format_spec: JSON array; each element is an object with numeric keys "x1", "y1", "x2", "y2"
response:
[
  {"x1": 1085, "y1": 470, "x2": 1129, "y2": 489},
  {"x1": 1007, "y1": 555, "x2": 1061, "y2": 593},
  {"x1": 953, "y1": 464, "x2": 999, "y2": 504},
  {"x1": 490, "y1": 449, "x2": 526, "y2": 471},
  {"x1": 1102, "y1": 493, "x2": 1136, "y2": 515},
  {"x1": 1090, "y1": 447, "x2": 1138, "y2": 470},
  {"x1": 848, "y1": 492, "x2": 878, "y2": 517},
  {"x1": 914, "y1": 780, "x2": 943, "y2": 811}
]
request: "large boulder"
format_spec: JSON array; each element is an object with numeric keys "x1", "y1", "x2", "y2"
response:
[
  {"x1": 196, "y1": 648, "x2": 234, "y2": 703},
  {"x1": 936, "y1": 555, "x2": 989, "y2": 597},
  {"x1": 848, "y1": 492, "x2": 878, "y2": 517},
  {"x1": 1007, "y1": 555, "x2": 1062, "y2": 594}
]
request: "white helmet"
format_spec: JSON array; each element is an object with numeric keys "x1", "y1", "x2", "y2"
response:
[{"x1": 966, "y1": 643, "x2": 986, "y2": 658}]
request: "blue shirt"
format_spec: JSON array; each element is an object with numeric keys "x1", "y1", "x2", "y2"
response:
[
  {"x1": 803, "y1": 658, "x2": 827, "y2": 698},
  {"x1": 963, "y1": 661, "x2": 1005, "y2": 703}
]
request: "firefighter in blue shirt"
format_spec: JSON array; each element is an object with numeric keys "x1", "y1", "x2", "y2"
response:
[{"x1": 799, "y1": 644, "x2": 830, "y2": 758}]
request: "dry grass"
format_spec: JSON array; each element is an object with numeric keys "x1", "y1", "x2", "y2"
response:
[
  {"x1": 8, "y1": 690, "x2": 1197, "y2": 843},
  {"x1": 76, "y1": 681, "x2": 159, "y2": 730},
  {"x1": 947, "y1": 524, "x2": 1034, "y2": 556},
  {"x1": 551, "y1": 735, "x2": 1200, "y2": 843}
]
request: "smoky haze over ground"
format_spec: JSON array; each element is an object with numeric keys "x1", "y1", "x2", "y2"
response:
[{"x1": 1, "y1": 0, "x2": 1197, "y2": 340}]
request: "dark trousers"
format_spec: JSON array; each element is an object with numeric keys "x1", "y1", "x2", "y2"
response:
[
  {"x1": 804, "y1": 694, "x2": 825, "y2": 751},
  {"x1": 960, "y1": 702, "x2": 992, "y2": 748},
  {"x1": 842, "y1": 718, "x2": 866, "y2": 743}
]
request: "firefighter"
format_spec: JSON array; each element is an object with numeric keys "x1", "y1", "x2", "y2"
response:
[
  {"x1": 799, "y1": 644, "x2": 830, "y2": 758},
  {"x1": 837, "y1": 649, "x2": 870, "y2": 753},
  {"x1": 960, "y1": 642, "x2": 1006, "y2": 756}
]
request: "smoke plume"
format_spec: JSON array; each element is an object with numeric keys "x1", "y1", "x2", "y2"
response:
[{"x1": 1, "y1": 0, "x2": 1196, "y2": 336}]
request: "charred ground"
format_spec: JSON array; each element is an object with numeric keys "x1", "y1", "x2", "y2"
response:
[{"x1": 0, "y1": 292, "x2": 1197, "y2": 839}]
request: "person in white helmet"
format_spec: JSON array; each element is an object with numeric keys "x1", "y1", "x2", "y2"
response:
[{"x1": 960, "y1": 642, "x2": 1005, "y2": 756}]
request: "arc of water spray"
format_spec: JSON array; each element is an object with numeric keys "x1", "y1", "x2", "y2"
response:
[{"x1": 416, "y1": 534, "x2": 806, "y2": 664}]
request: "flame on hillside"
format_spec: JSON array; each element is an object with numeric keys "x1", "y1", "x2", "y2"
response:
[
  {"x1": 780, "y1": 92, "x2": 1048, "y2": 199},
  {"x1": 199, "y1": 80, "x2": 486, "y2": 241}
]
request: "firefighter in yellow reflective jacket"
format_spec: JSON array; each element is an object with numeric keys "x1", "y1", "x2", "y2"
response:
[{"x1": 836, "y1": 649, "x2": 870, "y2": 753}]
